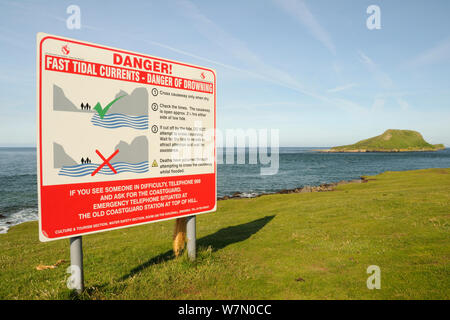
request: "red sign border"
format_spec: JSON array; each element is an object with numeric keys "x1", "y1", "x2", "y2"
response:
[{"x1": 37, "y1": 33, "x2": 216, "y2": 242}]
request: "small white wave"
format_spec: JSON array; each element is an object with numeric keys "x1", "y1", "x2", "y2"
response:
[
  {"x1": 0, "y1": 208, "x2": 38, "y2": 234},
  {"x1": 238, "y1": 192, "x2": 260, "y2": 198}
]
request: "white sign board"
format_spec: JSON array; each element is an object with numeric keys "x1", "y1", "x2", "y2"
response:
[{"x1": 37, "y1": 33, "x2": 216, "y2": 241}]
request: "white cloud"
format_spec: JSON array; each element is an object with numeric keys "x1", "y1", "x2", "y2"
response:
[
  {"x1": 396, "y1": 98, "x2": 410, "y2": 111},
  {"x1": 173, "y1": 0, "x2": 372, "y2": 115},
  {"x1": 332, "y1": 62, "x2": 343, "y2": 75},
  {"x1": 357, "y1": 50, "x2": 393, "y2": 89},
  {"x1": 327, "y1": 83, "x2": 357, "y2": 93},
  {"x1": 357, "y1": 51, "x2": 414, "y2": 113},
  {"x1": 332, "y1": 98, "x2": 368, "y2": 114},
  {"x1": 372, "y1": 98, "x2": 385, "y2": 111},
  {"x1": 273, "y1": 0, "x2": 336, "y2": 55},
  {"x1": 405, "y1": 38, "x2": 450, "y2": 68},
  {"x1": 225, "y1": 101, "x2": 308, "y2": 110},
  {"x1": 174, "y1": 0, "x2": 327, "y2": 101}
]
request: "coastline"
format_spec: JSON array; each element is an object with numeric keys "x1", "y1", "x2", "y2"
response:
[
  {"x1": 217, "y1": 177, "x2": 368, "y2": 200},
  {"x1": 319, "y1": 148, "x2": 445, "y2": 153}
]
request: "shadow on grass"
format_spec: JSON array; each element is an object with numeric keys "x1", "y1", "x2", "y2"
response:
[
  {"x1": 119, "y1": 215, "x2": 275, "y2": 281},
  {"x1": 197, "y1": 215, "x2": 275, "y2": 251}
]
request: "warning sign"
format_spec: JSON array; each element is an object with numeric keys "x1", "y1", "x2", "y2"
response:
[{"x1": 37, "y1": 33, "x2": 216, "y2": 241}]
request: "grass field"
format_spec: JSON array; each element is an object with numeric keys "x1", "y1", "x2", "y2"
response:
[{"x1": 1, "y1": 168, "x2": 449, "y2": 300}]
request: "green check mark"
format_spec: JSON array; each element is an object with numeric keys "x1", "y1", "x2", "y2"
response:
[{"x1": 93, "y1": 95, "x2": 125, "y2": 119}]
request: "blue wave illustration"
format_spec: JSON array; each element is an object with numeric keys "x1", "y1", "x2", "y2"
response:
[
  {"x1": 91, "y1": 113, "x2": 148, "y2": 130},
  {"x1": 58, "y1": 161, "x2": 148, "y2": 177}
]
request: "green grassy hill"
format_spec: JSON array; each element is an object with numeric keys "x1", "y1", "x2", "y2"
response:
[
  {"x1": 1, "y1": 168, "x2": 449, "y2": 300},
  {"x1": 330, "y1": 129, "x2": 445, "y2": 152}
]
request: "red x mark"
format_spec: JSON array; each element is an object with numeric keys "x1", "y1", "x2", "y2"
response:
[{"x1": 91, "y1": 149, "x2": 119, "y2": 176}]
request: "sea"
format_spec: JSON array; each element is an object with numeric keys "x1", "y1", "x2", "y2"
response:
[{"x1": 1, "y1": 147, "x2": 449, "y2": 233}]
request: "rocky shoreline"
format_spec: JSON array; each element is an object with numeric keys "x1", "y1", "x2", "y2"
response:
[{"x1": 217, "y1": 177, "x2": 369, "y2": 201}]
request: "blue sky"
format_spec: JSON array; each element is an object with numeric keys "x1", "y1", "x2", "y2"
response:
[{"x1": 0, "y1": 0, "x2": 449, "y2": 147}]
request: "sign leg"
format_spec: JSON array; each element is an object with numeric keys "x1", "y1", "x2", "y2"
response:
[
  {"x1": 69, "y1": 236, "x2": 84, "y2": 294},
  {"x1": 186, "y1": 215, "x2": 196, "y2": 261}
]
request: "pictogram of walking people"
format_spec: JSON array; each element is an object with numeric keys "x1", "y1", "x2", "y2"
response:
[
  {"x1": 80, "y1": 102, "x2": 92, "y2": 110},
  {"x1": 81, "y1": 157, "x2": 92, "y2": 164}
]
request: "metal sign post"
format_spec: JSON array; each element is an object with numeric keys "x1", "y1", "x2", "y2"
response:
[
  {"x1": 186, "y1": 215, "x2": 196, "y2": 261},
  {"x1": 69, "y1": 236, "x2": 84, "y2": 294}
]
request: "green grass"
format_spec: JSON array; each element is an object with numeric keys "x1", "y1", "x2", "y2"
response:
[
  {"x1": 1, "y1": 168, "x2": 449, "y2": 300},
  {"x1": 331, "y1": 129, "x2": 445, "y2": 151}
]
